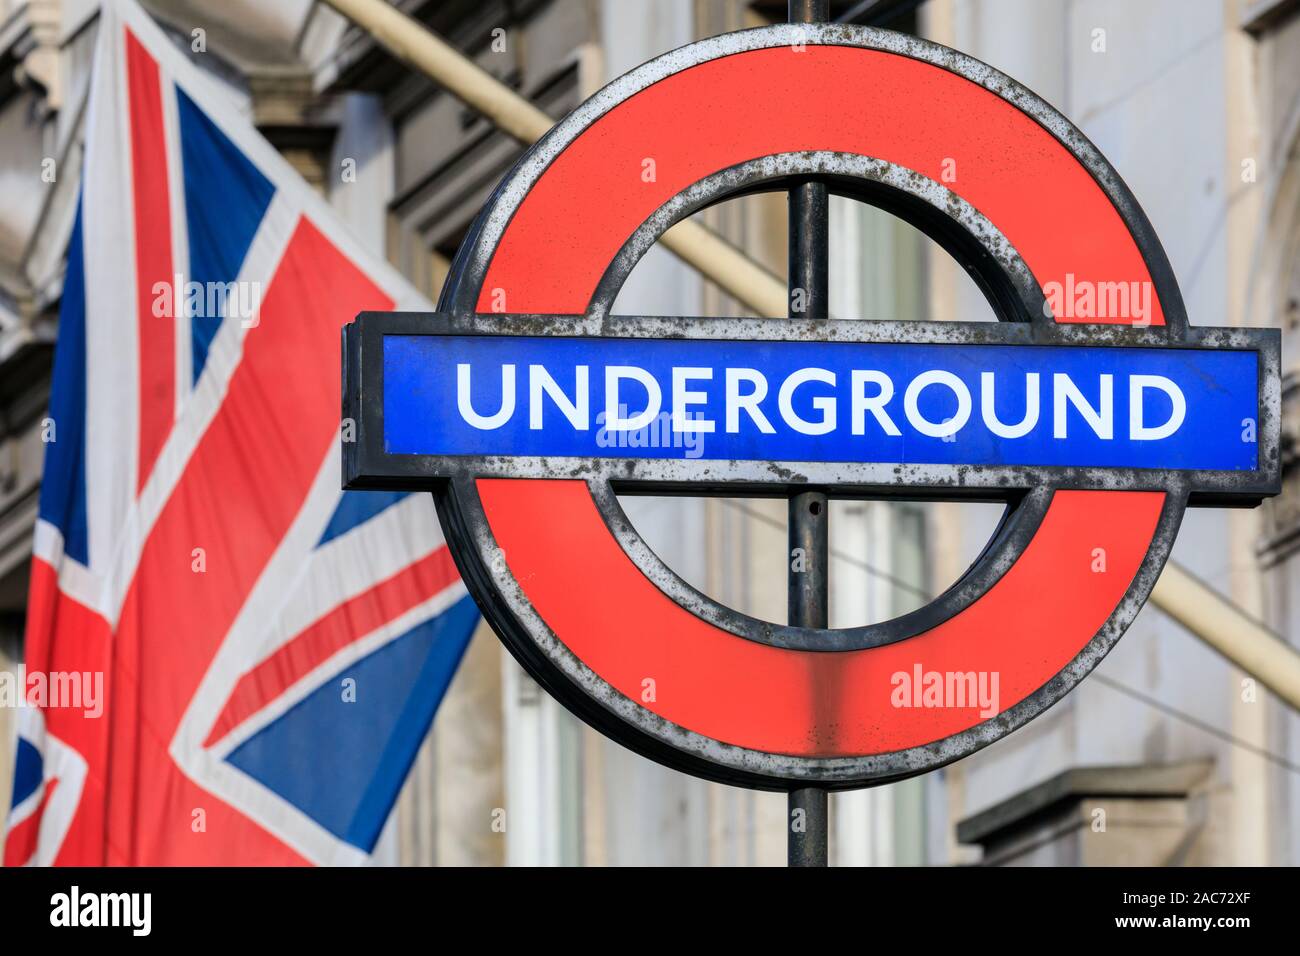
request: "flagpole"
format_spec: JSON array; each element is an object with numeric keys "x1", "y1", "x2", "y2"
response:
[{"x1": 314, "y1": 0, "x2": 1300, "y2": 714}]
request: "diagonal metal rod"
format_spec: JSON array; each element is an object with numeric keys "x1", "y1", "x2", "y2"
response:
[
  {"x1": 316, "y1": 0, "x2": 1300, "y2": 714},
  {"x1": 786, "y1": 0, "x2": 831, "y2": 870},
  {"x1": 318, "y1": 0, "x2": 786, "y2": 319}
]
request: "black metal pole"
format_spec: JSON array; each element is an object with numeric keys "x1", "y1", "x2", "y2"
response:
[{"x1": 787, "y1": 0, "x2": 830, "y2": 869}]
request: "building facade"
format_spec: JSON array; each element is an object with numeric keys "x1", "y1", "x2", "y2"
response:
[{"x1": 1, "y1": 0, "x2": 1298, "y2": 865}]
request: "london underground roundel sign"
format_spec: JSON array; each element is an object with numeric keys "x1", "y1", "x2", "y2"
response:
[{"x1": 343, "y1": 25, "x2": 1279, "y2": 789}]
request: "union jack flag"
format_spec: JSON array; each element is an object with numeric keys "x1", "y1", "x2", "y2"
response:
[{"x1": 3, "y1": 0, "x2": 479, "y2": 865}]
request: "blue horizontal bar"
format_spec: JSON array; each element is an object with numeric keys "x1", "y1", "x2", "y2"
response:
[{"x1": 381, "y1": 334, "x2": 1259, "y2": 472}]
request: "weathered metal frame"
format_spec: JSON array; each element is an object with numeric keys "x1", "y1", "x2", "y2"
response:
[
  {"x1": 588, "y1": 152, "x2": 1050, "y2": 326},
  {"x1": 340, "y1": 24, "x2": 1280, "y2": 789},
  {"x1": 345, "y1": 312, "x2": 1280, "y2": 507},
  {"x1": 427, "y1": 474, "x2": 1190, "y2": 789},
  {"x1": 435, "y1": 23, "x2": 1190, "y2": 333}
]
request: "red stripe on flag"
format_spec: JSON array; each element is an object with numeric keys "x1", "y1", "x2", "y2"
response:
[
  {"x1": 126, "y1": 29, "x2": 175, "y2": 493},
  {"x1": 202, "y1": 546, "x2": 461, "y2": 748},
  {"x1": 2, "y1": 778, "x2": 59, "y2": 867}
]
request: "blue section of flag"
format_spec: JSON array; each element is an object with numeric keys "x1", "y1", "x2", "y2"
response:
[
  {"x1": 384, "y1": 334, "x2": 1261, "y2": 473},
  {"x1": 176, "y1": 87, "x2": 275, "y2": 383},
  {"x1": 37, "y1": 200, "x2": 89, "y2": 565},
  {"x1": 11, "y1": 738, "x2": 43, "y2": 810},
  {"x1": 223, "y1": 595, "x2": 479, "y2": 852},
  {"x1": 317, "y1": 491, "x2": 411, "y2": 548}
]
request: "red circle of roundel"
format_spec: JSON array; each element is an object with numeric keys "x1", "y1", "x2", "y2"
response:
[{"x1": 460, "y1": 36, "x2": 1172, "y2": 762}]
